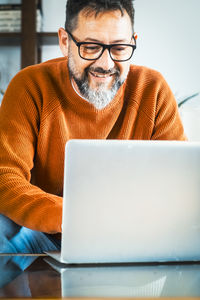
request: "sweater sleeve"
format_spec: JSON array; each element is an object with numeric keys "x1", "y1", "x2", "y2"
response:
[
  {"x1": 0, "y1": 71, "x2": 62, "y2": 234},
  {"x1": 151, "y1": 76, "x2": 187, "y2": 140}
]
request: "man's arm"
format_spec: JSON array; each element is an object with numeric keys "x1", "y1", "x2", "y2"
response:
[{"x1": 0, "y1": 71, "x2": 62, "y2": 234}]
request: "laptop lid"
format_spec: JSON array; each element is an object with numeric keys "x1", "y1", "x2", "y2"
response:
[{"x1": 60, "y1": 139, "x2": 200, "y2": 263}]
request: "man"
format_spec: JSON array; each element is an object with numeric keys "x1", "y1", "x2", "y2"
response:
[{"x1": 0, "y1": 0, "x2": 186, "y2": 253}]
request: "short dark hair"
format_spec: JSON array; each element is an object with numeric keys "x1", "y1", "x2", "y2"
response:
[{"x1": 65, "y1": 0, "x2": 135, "y2": 32}]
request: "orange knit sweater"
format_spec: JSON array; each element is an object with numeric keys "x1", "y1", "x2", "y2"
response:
[{"x1": 0, "y1": 57, "x2": 186, "y2": 234}]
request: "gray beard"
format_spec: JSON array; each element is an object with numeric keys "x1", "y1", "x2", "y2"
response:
[{"x1": 68, "y1": 59, "x2": 124, "y2": 110}]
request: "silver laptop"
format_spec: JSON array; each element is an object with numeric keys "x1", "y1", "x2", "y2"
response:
[{"x1": 46, "y1": 139, "x2": 200, "y2": 264}]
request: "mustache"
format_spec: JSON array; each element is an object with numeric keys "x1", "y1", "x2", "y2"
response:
[{"x1": 86, "y1": 66, "x2": 120, "y2": 76}]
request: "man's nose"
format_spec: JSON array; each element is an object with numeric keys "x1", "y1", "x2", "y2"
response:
[{"x1": 94, "y1": 49, "x2": 115, "y2": 70}]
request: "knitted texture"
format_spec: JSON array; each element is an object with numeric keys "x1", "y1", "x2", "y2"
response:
[{"x1": 0, "y1": 57, "x2": 186, "y2": 233}]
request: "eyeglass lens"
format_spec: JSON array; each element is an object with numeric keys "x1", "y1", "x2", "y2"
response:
[{"x1": 79, "y1": 44, "x2": 134, "y2": 61}]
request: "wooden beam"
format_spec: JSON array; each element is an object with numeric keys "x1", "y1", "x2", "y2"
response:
[{"x1": 21, "y1": 0, "x2": 37, "y2": 68}]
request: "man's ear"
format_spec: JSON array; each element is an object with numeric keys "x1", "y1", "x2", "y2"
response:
[{"x1": 58, "y1": 27, "x2": 69, "y2": 56}]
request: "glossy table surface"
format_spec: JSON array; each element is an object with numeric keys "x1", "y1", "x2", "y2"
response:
[{"x1": 0, "y1": 255, "x2": 200, "y2": 299}]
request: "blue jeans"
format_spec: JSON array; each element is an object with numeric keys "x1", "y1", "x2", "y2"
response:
[{"x1": 0, "y1": 214, "x2": 61, "y2": 253}]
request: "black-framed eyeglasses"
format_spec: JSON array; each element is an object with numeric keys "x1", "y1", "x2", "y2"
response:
[{"x1": 65, "y1": 28, "x2": 136, "y2": 62}]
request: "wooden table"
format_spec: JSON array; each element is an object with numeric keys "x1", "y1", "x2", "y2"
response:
[{"x1": 0, "y1": 254, "x2": 200, "y2": 299}]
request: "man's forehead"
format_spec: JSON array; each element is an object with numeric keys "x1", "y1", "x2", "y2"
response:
[{"x1": 74, "y1": 8, "x2": 132, "y2": 39}]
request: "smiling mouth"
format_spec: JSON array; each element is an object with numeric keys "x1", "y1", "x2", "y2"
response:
[{"x1": 90, "y1": 71, "x2": 114, "y2": 78}]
